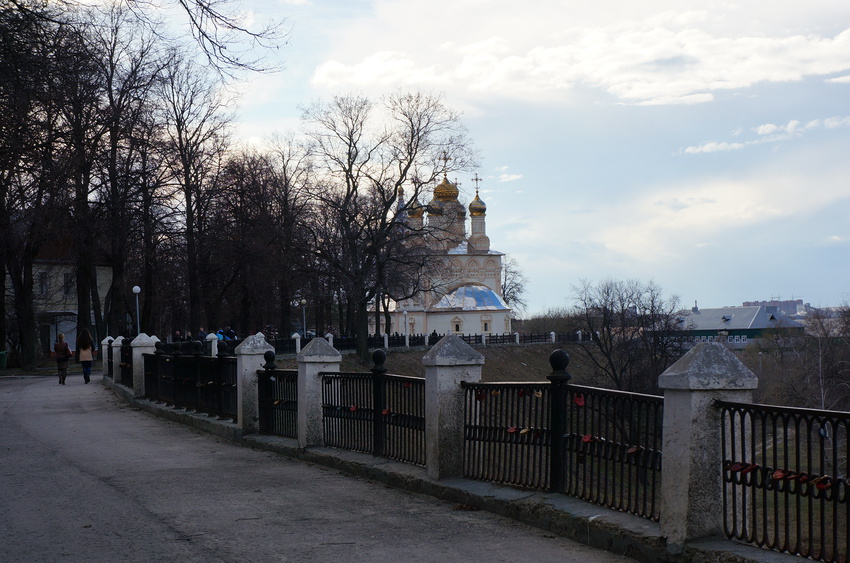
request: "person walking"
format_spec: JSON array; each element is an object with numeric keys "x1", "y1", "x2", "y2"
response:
[
  {"x1": 54, "y1": 333, "x2": 72, "y2": 385},
  {"x1": 77, "y1": 328, "x2": 94, "y2": 384}
]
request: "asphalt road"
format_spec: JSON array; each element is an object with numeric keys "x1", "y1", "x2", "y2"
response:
[{"x1": 0, "y1": 373, "x2": 634, "y2": 562}]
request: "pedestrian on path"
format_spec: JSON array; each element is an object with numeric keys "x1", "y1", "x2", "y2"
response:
[
  {"x1": 77, "y1": 328, "x2": 94, "y2": 384},
  {"x1": 54, "y1": 333, "x2": 71, "y2": 385}
]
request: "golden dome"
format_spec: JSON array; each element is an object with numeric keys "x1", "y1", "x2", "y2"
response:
[
  {"x1": 433, "y1": 176, "x2": 459, "y2": 201},
  {"x1": 469, "y1": 190, "x2": 486, "y2": 216},
  {"x1": 427, "y1": 197, "x2": 444, "y2": 215}
]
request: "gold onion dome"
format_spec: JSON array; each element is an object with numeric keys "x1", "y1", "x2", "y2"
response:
[
  {"x1": 469, "y1": 190, "x2": 486, "y2": 216},
  {"x1": 433, "y1": 175, "x2": 459, "y2": 201}
]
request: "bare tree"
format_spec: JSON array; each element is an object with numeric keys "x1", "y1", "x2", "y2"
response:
[
  {"x1": 157, "y1": 51, "x2": 232, "y2": 334},
  {"x1": 572, "y1": 279, "x2": 683, "y2": 392},
  {"x1": 8, "y1": 0, "x2": 287, "y2": 74},
  {"x1": 0, "y1": 2, "x2": 76, "y2": 367},
  {"x1": 501, "y1": 255, "x2": 527, "y2": 315},
  {"x1": 300, "y1": 92, "x2": 476, "y2": 360}
]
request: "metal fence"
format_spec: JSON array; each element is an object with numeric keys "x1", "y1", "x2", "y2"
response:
[
  {"x1": 258, "y1": 368, "x2": 298, "y2": 438},
  {"x1": 107, "y1": 340, "x2": 114, "y2": 378},
  {"x1": 557, "y1": 384, "x2": 663, "y2": 522},
  {"x1": 120, "y1": 341, "x2": 133, "y2": 387},
  {"x1": 519, "y1": 333, "x2": 550, "y2": 345},
  {"x1": 719, "y1": 400, "x2": 850, "y2": 563},
  {"x1": 321, "y1": 370, "x2": 425, "y2": 466},
  {"x1": 487, "y1": 333, "x2": 516, "y2": 345},
  {"x1": 142, "y1": 351, "x2": 237, "y2": 420},
  {"x1": 462, "y1": 382, "x2": 552, "y2": 489},
  {"x1": 461, "y1": 380, "x2": 663, "y2": 521}
]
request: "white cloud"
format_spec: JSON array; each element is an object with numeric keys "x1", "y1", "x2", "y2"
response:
[
  {"x1": 683, "y1": 141, "x2": 745, "y2": 154},
  {"x1": 825, "y1": 116, "x2": 850, "y2": 128},
  {"x1": 310, "y1": 2, "x2": 850, "y2": 105},
  {"x1": 683, "y1": 115, "x2": 850, "y2": 153}
]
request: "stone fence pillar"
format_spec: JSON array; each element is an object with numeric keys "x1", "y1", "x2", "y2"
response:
[
  {"x1": 111, "y1": 336, "x2": 124, "y2": 379},
  {"x1": 131, "y1": 334, "x2": 157, "y2": 398},
  {"x1": 235, "y1": 333, "x2": 274, "y2": 434},
  {"x1": 423, "y1": 335, "x2": 484, "y2": 480},
  {"x1": 658, "y1": 342, "x2": 757, "y2": 553},
  {"x1": 206, "y1": 333, "x2": 218, "y2": 356},
  {"x1": 297, "y1": 338, "x2": 342, "y2": 448},
  {"x1": 101, "y1": 336, "x2": 113, "y2": 375}
]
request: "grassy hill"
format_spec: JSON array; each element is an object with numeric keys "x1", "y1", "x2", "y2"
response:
[{"x1": 278, "y1": 342, "x2": 598, "y2": 383}]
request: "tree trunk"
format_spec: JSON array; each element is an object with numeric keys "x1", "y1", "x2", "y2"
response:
[
  {"x1": 355, "y1": 302, "x2": 370, "y2": 361},
  {"x1": 9, "y1": 257, "x2": 39, "y2": 369}
]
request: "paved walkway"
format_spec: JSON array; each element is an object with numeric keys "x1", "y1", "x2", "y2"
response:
[{"x1": 0, "y1": 373, "x2": 634, "y2": 562}]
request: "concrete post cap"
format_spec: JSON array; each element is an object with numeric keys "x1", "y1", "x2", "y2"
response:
[
  {"x1": 297, "y1": 337, "x2": 341, "y2": 361},
  {"x1": 422, "y1": 335, "x2": 484, "y2": 367},
  {"x1": 658, "y1": 342, "x2": 758, "y2": 390}
]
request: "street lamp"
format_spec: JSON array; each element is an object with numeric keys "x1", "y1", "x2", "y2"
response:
[
  {"x1": 403, "y1": 310, "x2": 408, "y2": 338},
  {"x1": 300, "y1": 299, "x2": 307, "y2": 337},
  {"x1": 132, "y1": 286, "x2": 141, "y2": 336}
]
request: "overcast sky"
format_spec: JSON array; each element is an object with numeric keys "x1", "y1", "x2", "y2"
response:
[{"x1": 225, "y1": 0, "x2": 850, "y2": 316}]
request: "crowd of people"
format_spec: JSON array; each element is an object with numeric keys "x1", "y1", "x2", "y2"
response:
[{"x1": 171, "y1": 327, "x2": 237, "y2": 342}]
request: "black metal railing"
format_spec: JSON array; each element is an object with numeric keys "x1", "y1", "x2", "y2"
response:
[
  {"x1": 387, "y1": 334, "x2": 405, "y2": 348},
  {"x1": 462, "y1": 382, "x2": 551, "y2": 489},
  {"x1": 719, "y1": 400, "x2": 850, "y2": 563},
  {"x1": 459, "y1": 334, "x2": 483, "y2": 346},
  {"x1": 258, "y1": 365, "x2": 298, "y2": 438},
  {"x1": 558, "y1": 383, "x2": 663, "y2": 522},
  {"x1": 119, "y1": 341, "x2": 133, "y2": 387},
  {"x1": 519, "y1": 333, "x2": 550, "y2": 344},
  {"x1": 106, "y1": 339, "x2": 114, "y2": 378},
  {"x1": 142, "y1": 347, "x2": 237, "y2": 420},
  {"x1": 487, "y1": 333, "x2": 516, "y2": 345},
  {"x1": 461, "y1": 363, "x2": 662, "y2": 521},
  {"x1": 321, "y1": 351, "x2": 425, "y2": 466}
]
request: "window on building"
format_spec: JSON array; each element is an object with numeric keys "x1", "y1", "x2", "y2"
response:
[
  {"x1": 742, "y1": 335, "x2": 747, "y2": 343},
  {"x1": 734, "y1": 335, "x2": 741, "y2": 343},
  {"x1": 39, "y1": 272, "x2": 48, "y2": 296},
  {"x1": 727, "y1": 336, "x2": 733, "y2": 343},
  {"x1": 63, "y1": 273, "x2": 74, "y2": 297},
  {"x1": 455, "y1": 323, "x2": 460, "y2": 332}
]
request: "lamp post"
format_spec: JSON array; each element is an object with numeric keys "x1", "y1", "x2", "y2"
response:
[
  {"x1": 403, "y1": 310, "x2": 408, "y2": 337},
  {"x1": 300, "y1": 299, "x2": 307, "y2": 337},
  {"x1": 132, "y1": 286, "x2": 141, "y2": 336}
]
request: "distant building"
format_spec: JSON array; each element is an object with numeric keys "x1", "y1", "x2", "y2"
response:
[
  {"x1": 377, "y1": 175, "x2": 512, "y2": 336},
  {"x1": 742, "y1": 298, "x2": 812, "y2": 317},
  {"x1": 5, "y1": 241, "x2": 112, "y2": 353},
  {"x1": 674, "y1": 304, "x2": 804, "y2": 348}
]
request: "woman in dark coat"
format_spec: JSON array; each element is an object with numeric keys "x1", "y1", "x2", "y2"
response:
[
  {"x1": 77, "y1": 328, "x2": 94, "y2": 384},
  {"x1": 54, "y1": 333, "x2": 71, "y2": 385}
]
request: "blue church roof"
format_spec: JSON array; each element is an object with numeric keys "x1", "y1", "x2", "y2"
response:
[{"x1": 433, "y1": 284, "x2": 510, "y2": 311}]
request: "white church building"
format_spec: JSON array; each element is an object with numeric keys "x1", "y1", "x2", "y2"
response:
[{"x1": 381, "y1": 175, "x2": 512, "y2": 337}]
